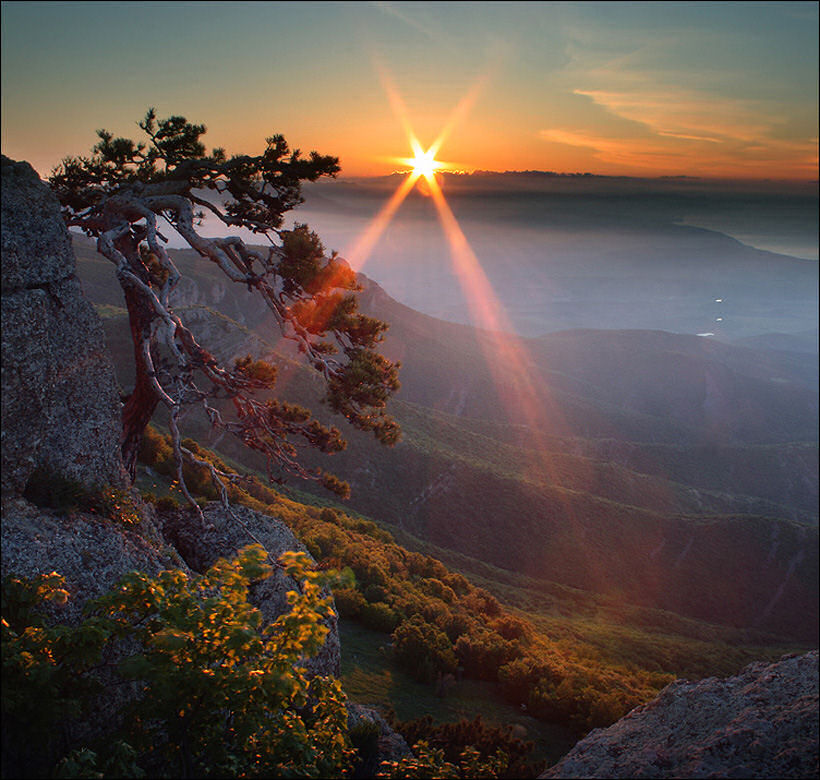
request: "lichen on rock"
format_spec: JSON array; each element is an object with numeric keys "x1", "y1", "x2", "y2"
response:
[
  {"x1": 541, "y1": 650, "x2": 819, "y2": 779},
  {"x1": 1, "y1": 155, "x2": 126, "y2": 495}
]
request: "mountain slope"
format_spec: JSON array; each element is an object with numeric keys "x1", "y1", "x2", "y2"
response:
[{"x1": 73, "y1": 235, "x2": 819, "y2": 640}]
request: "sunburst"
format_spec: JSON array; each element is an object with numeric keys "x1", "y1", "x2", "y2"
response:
[
  {"x1": 409, "y1": 148, "x2": 441, "y2": 178},
  {"x1": 339, "y1": 70, "x2": 584, "y2": 576}
]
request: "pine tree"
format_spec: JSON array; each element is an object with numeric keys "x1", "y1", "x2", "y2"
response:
[{"x1": 50, "y1": 109, "x2": 399, "y2": 509}]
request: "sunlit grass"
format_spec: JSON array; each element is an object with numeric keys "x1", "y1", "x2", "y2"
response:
[
  {"x1": 93, "y1": 303, "x2": 128, "y2": 319},
  {"x1": 339, "y1": 619, "x2": 578, "y2": 767}
]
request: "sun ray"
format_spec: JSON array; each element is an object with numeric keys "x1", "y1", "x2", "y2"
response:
[
  {"x1": 333, "y1": 70, "x2": 617, "y2": 583},
  {"x1": 426, "y1": 174, "x2": 544, "y2": 405},
  {"x1": 378, "y1": 65, "x2": 478, "y2": 179},
  {"x1": 376, "y1": 62, "x2": 419, "y2": 160},
  {"x1": 341, "y1": 171, "x2": 420, "y2": 272},
  {"x1": 425, "y1": 174, "x2": 566, "y2": 449},
  {"x1": 428, "y1": 76, "x2": 487, "y2": 160},
  {"x1": 333, "y1": 66, "x2": 648, "y2": 591},
  {"x1": 424, "y1": 171, "x2": 602, "y2": 579}
]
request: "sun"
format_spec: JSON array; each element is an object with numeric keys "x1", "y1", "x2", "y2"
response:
[
  {"x1": 396, "y1": 139, "x2": 443, "y2": 180},
  {"x1": 410, "y1": 148, "x2": 440, "y2": 179}
]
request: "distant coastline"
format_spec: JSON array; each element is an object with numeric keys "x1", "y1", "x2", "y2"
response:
[{"x1": 674, "y1": 218, "x2": 818, "y2": 262}]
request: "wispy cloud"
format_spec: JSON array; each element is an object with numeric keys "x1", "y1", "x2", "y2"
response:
[
  {"x1": 370, "y1": 1, "x2": 440, "y2": 41},
  {"x1": 573, "y1": 87, "x2": 777, "y2": 146},
  {"x1": 540, "y1": 128, "x2": 693, "y2": 170},
  {"x1": 549, "y1": 11, "x2": 818, "y2": 177},
  {"x1": 539, "y1": 127, "x2": 817, "y2": 177},
  {"x1": 657, "y1": 131, "x2": 722, "y2": 143}
]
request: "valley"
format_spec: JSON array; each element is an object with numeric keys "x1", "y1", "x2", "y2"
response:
[{"x1": 74, "y1": 232, "x2": 819, "y2": 646}]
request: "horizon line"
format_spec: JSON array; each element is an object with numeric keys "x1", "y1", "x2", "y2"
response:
[{"x1": 332, "y1": 169, "x2": 820, "y2": 185}]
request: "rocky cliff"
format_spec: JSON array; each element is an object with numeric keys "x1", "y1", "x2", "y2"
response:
[
  {"x1": 1, "y1": 156, "x2": 126, "y2": 495},
  {"x1": 541, "y1": 651, "x2": 819, "y2": 779},
  {"x1": 0, "y1": 154, "x2": 339, "y2": 661},
  {"x1": 0, "y1": 157, "x2": 347, "y2": 773}
]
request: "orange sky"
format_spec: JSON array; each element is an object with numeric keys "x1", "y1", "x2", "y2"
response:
[{"x1": 2, "y1": 2, "x2": 818, "y2": 180}]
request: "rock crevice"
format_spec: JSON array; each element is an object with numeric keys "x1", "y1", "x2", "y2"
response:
[{"x1": 1, "y1": 156, "x2": 126, "y2": 495}]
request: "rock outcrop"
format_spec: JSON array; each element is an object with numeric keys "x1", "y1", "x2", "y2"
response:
[
  {"x1": 0, "y1": 156, "x2": 339, "y2": 647},
  {"x1": 160, "y1": 502, "x2": 341, "y2": 678},
  {"x1": 1, "y1": 157, "x2": 344, "y2": 773},
  {"x1": 347, "y1": 703, "x2": 413, "y2": 778},
  {"x1": 1, "y1": 155, "x2": 178, "y2": 606},
  {"x1": 541, "y1": 651, "x2": 819, "y2": 779},
  {"x1": 0, "y1": 496, "x2": 182, "y2": 620},
  {"x1": 1, "y1": 156, "x2": 126, "y2": 495}
]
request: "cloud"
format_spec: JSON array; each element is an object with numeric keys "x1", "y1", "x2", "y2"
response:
[
  {"x1": 541, "y1": 79, "x2": 815, "y2": 177},
  {"x1": 549, "y1": 11, "x2": 818, "y2": 177},
  {"x1": 539, "y1": 127, "x2": 817, "y2": 177},
  {"x1": 370, "y1": 1, "x2": 440, "y2": 41},
  {"x1": 573, "y1": 87, "x2": 776, "y2": 145},
  {"x1": 539, "y1": 128, "x2": 693, "y2": 170},
  {"x1": 656, "y1": 131, "x2": 722, "y2": 143}
]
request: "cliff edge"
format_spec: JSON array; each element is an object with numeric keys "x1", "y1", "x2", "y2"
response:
[
  {"x1": 541, "y1": 650, "x2": 818, "y2": 779},
  {"x1": 0, "y1": 158, "x2": 345, "y2": 774},
  {"x1": 1, "y1": 155, "x2": 126, "y2": 495}
]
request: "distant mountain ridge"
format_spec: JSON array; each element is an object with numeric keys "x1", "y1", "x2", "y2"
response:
[
  {"x1": 72, "y1": 234, "x2": 818, "y2": 641},
  {"x1": 288, "y1": 173, "x2": 818, "y2": 337}
]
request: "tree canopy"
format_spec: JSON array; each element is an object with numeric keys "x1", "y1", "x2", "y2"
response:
[{"x1": 50, "y1": 109, "x2": 400, "y2": 508}]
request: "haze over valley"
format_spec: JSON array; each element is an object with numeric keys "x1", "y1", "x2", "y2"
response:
[
  {"x1": 287, "y1": 174, "x2": 819, "y2": 342},
  {"x1": 74, "y1": 219, "x2": 819, "y2": 643}
]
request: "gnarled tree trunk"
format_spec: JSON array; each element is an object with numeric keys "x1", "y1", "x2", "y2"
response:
[{"x1": 119, "y1": 251, "x2": 161, "y2": 482}]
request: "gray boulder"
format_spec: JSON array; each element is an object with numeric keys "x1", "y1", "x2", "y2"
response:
[
  {"x1": 541, "y1": 651, "x2": 819, "y2": 779},
  {"x1": 347, "y1": 703, "x2": 413, "y2": 778},
  {"x1": 0, "y1": 496, "x2": 182, "y2": 622},
  {"x1": 160, "y1": 501, "x2": 342, "y2": 678},
  {"x1": 1, "y1": 156, "x2": 126, "y2": 495}
]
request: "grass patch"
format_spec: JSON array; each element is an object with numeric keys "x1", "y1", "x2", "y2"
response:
[
  {"x1": 339, "y1": 619, "x2": 579, "y2": 768},
  {"x1": 93, "y1": 303, "x2": 128, "y2": 319}
]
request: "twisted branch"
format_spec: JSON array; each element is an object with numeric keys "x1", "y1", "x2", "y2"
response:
[{"x1": 50, "y1": 109, "x2": 400, "y2": 514}]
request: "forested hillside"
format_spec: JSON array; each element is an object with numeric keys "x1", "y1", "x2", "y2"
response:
[
  {"x1": 74, "y1": 234, "x2": 819, "y2": 642},
  {"x1": 132, "y1": 424, "x2": 809, "y2": 770}
]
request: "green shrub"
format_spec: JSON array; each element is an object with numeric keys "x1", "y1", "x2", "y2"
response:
[
  {"x1": 1, "y1": 572, "x2": 111, "y2": 777},
  {"x1": 386, "y1": 714, "x2": 537, "y2": 779},
  {"x1": 364, "y1": 583, "x2": 387, "y2": 603},
  {"x1": 349, "y1": 718, "x2": 381, "y2": 778},
  {"x1": 2, "y1": 547, "x2": 354, "y2": 778},
  {"x1": 491, "y1": 615, "x2": 530, "y2": 641},
  {"x1": 22, "y1": 468, "x2": 140, "y2": 525},
  {"x1": 334, "y1": 587, "x2": 367, "y2": 618},
  {"x1": 441, "y1": 611, "x2": 477, "y2": 643},
  {"x1": 137, "y1": 425, "x2": 174, "y2": 475},
  {"x1": 423, "y1": 578, "x2": 457, "y2": 604},
  {"x1": 155, "y1": 495, "x2": 180, "y2": 512},
  {"x1": 392, "y1": 615, "x2": 457, "y2": 683},
  {"x1": 360, "y1": 602, "x2": 400, "y2": 633},
  {"x1": 320, "y1": 507, "x2": 341, "y2": 525},
  {"x1": 378, "y1": 739, "x2": 511, "y2": 779},
  {"x1": 455, "y1": 630, "x2": 518, "y2": 681}
]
